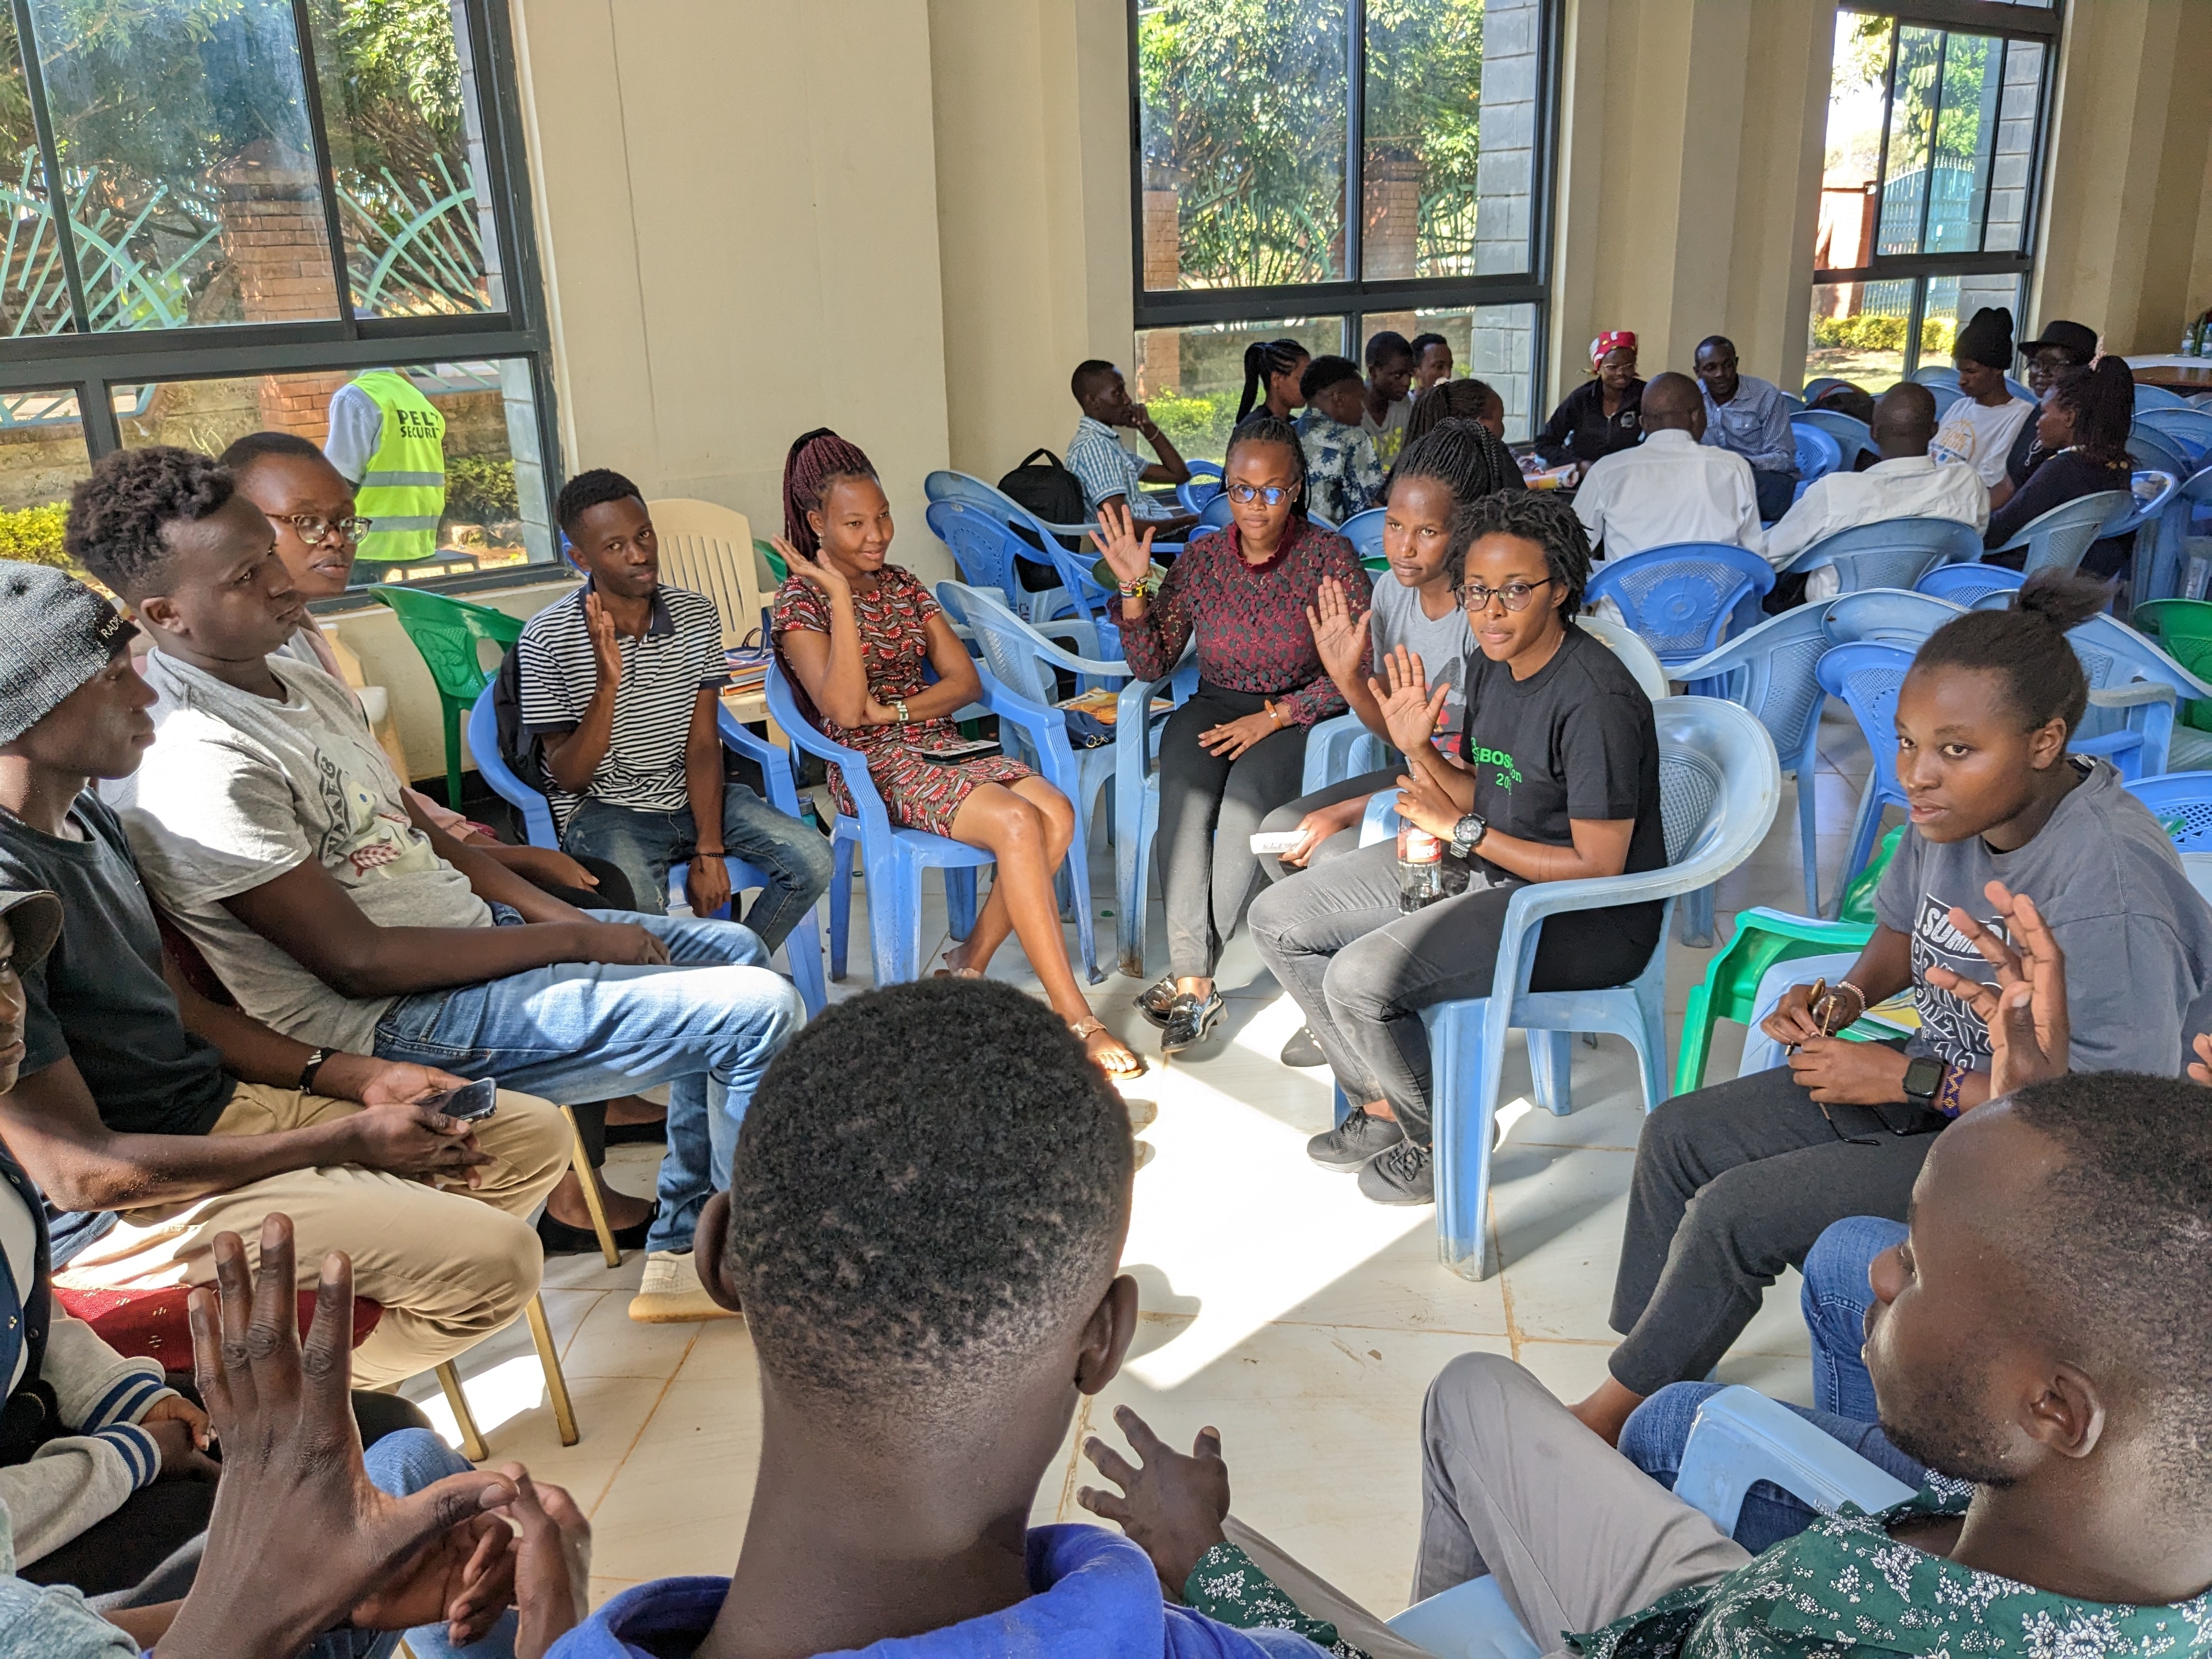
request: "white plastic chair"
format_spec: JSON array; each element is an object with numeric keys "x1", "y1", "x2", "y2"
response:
[{"x1": 647, "y1": 497, "x2": 771, "y2": 651}]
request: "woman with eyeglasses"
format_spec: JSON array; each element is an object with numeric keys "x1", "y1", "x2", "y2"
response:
[
  {"x1": 1098, "y1": 413, "x2": 1370, "y2": 1054},
  {"x1": 1249, "y1": 492, "x2": 1664, "y2": 1205}
]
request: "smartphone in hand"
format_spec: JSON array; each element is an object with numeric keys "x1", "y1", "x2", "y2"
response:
[{"x1": 427, "y1": 1077, "x2": 498, "y2": 1122}]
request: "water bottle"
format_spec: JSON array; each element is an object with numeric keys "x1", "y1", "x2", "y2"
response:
[{"x1": 1397, "y1": 823, "x2": 1446, "y2": 912}]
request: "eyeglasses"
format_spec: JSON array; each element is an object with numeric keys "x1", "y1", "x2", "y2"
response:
[
  {"x1": 1226, "y1": 483, "x2": 1295, "y2": 506},
  {"x1": 1818, "y1": 1095, "x2": 1938, "y2": 1148},
  {"x1": 273, "y1": 513, "x2": 372, "y2": 546},
  {"x1": 1453, "y1": 575, "x2": 1554, "y2": 612}
]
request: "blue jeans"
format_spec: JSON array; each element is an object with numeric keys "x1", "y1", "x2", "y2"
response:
[
  {"x1": 1618, "y1": 1381, "x2": 1926, "y2": 1555},
  {"x1": 561, "y1": 788, "x2": 833, "y2": 948},
  {"x1": 1802, "y1": 1215, "x2": 1906, "y2": 1421},
  {"x1": 360, "y1": 1429, "x2": 518, "y2": 1658},
  {"x1": 373, "y1": 910, "x2": 805, "y2": 1256}
]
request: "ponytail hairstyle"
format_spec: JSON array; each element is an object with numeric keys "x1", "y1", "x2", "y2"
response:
[
  {"x1": 1406, "y1": 378, "x2": 1500, "y2": 442},
  {"x1": 782, "y1": 427, "x2": 879, "y2": 558},
  {"x1": 1389, "y1": 420, "x2": 1519, "y2": 509},
  {"x1": 1224, "y1": 412, "x2": 1310, "y2": 521},
  {"x1": 1236, "y1": 338, "x2": 1311, "y2": 422},
  {"x1": 1911, "y1": 571, "x2": 2114, "y2": 737},
  {"x1": 1446, "y1": 489, "x2": 1593, "y2": 617},
  {"x1": 2049, "y1": 358, "x2": 2135, "y2": 469}
]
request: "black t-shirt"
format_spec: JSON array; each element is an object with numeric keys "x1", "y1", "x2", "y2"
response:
[
  {"x1": 1455, "y1": 624, "x2": 1668, "y2": 943},
  {"x1": 1535, "y1": 378, "x2": 1646, "y2": 466},
  {"x1": 0, "y1": 794, "x2": 232, "y2": 1138}
]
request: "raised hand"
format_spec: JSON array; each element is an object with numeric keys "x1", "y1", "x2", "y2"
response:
[
  {"x1": 1076, "y1": 1404, "x2": 1232, "y2": 1595},
  {"x1": 1093, "y1": 500, "x2": 1156, "y2": 591},
  {"x1": 1920, "y1": 881, "x2": 2069, "y2": 1097},
  {"x1": 772, "y1": 533, "x2": 850, "y2": 597},
  {"x1": 1305, "y1": 575, "x2": 1370, "y2": 684},
  {"x1": 583, "y1": 592, "x2": 622, "y2": 688},
  {"x1": 1368, "y1": 644, "x2": 1447, "y2": 758}
]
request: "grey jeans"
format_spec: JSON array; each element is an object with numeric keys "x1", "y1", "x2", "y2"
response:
[{"x1": 1255, "y1": 766, "x2": 1401, "y2": 885}]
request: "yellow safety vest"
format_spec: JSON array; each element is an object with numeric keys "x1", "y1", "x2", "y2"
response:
[{"x1": 351, "y1": 369, "x2": 447, "y2": 565}]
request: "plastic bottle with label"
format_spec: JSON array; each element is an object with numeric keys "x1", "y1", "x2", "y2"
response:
[{"x1": 1397, "y1": 823, "x2": 1446, "y2": 912}]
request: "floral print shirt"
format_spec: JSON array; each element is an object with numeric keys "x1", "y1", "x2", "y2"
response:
[
  {"x1": 1295, "y1": 411, "x2": 1385, "y2": 526},
  {"x1": 1183, "y1": 1543, "x2": 1368, "y2": 1659}
]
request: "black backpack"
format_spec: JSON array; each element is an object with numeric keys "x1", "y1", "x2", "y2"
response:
[
  {"x1": 492, "y1": 645, "x2": 548, "y2": 800},
  {"x1": 997, "y1": 449, "x2": 1086, "y2": 528}
]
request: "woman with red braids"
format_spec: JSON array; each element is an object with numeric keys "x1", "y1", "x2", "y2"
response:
[{"x1": 770, "y1": 429, "x2": 1144, "y2": 1080}]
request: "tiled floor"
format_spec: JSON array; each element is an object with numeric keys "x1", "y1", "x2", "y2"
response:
[{"x1": 400, "y1": 707, "x2": 1885, "y2": 1617}]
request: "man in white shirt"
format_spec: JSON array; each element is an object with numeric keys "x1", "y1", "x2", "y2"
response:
[
  {"x1": 1573, "y1": 373, "x2": 1762, "y2": 562},
  {"x1": 1929, "y1": 306, "x2": 2033, "y2": 489},
  {"x1": 1763, "y1": 382, "x2": 1989, "y2": 603}
]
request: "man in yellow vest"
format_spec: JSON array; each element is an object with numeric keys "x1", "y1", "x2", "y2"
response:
[{"x1": 324, "y1": 367, "x2": 447, "y2": 586}]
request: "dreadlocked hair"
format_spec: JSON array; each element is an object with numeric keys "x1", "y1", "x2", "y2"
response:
[
  {"x1": 1236, "y1": 338, "x2": 1311, "y2": 422},
  {"x1": 782, "y1": 428, "x2": 879, "y2": 558},
  {"x1": 1911, "y1": 571, "x2": 2112, "y2": 737},
  {"x1": 1446, "y1": 489, "x2": 1593, "y2": 616},
  {"x1": 1225, "y1": 413, "x2": 1310, "y2": 521},
  {"x1": 1389, "y1": 421, "x2": 1520, "y2": 510},
  {"x1": 1407, "y1": 379, "x2": 1498, "y2": 441},
  {"x1": 2049, "y1": 358, "x2": 2135, "y2": 470}
]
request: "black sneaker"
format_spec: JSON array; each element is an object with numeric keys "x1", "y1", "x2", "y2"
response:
[
  {"x1": 1159, "y1": 990, "x2": 1226, "y2": 1054},
  {"x1": 1279, "y1": 1025, "x2": 1327, "y2": 1067},
  {"x1": 1305, "y1": 1108, "x2": 1403, "y2": 1170},
  {"x1": 1357, "y1": 1139, "x2": 1435, "y2": 1205},
  {"x1": 1134, "y1": 977, "x2": 1180, "y2": 1028}
]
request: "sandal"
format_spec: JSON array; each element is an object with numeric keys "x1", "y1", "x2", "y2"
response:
[
  {"x1": 1071, "y1": 1016, "x2": 1147, "y2": 1080},
  {"x1": 935, "y1": 949, "x2": 984, "y2": 980}
]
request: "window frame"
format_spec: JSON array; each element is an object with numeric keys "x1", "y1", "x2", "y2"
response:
[
  {"x1": 1124, "y1": 0, "x2": 1561, "y2": 428},
  {"x1": 1810, "y1": 0, "x2": 2062, "y2": 381},
  {"x1": 0, "y1": 0, "x2": 563, "y2": 599}
]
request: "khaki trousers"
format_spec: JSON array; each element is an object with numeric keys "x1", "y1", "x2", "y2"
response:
[{"x1": 52, "y1": 1082, "x2": 571, "y2": 1389}]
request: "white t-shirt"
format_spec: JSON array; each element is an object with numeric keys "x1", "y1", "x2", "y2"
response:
[
  {"x1": 110, "y1": 650, "x2": 491, "y2": 1053},
  {"x1": 1929, "y1": 395, "x2": 2034, "y2": 489}
]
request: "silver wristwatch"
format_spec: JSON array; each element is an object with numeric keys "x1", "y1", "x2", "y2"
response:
[{"x1": 1449, "y1": 813, "x2": 1487, "y2": 856}]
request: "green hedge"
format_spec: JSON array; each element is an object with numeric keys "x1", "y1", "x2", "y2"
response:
[
  {"x1": 0, "y1": 504, "x2": 70, "y2": 571},
  {"x1": 1809, "y1": 313, "x2": 1958, "y2": 358},
  {"x1": 446, "y1": 455, "x2": 519, "y2": 523},
  {"x1": 1146, "y1": 391, "x2": 1227, "y2": 457}
]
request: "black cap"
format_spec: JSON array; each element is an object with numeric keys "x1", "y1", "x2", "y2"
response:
[
  {"x1": 2019, "y1": 319, "x2": 2098, "y2": 363},
  {"x1": 1953, "y1": 307, "x2": 2015, "y2": 369}
]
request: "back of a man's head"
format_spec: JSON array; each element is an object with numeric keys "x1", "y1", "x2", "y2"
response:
[
  {"x1": 1640, "y1": 372, "x2": 1703, "y2": 433},
  {"x1": 725, "y1": 978, "x2": 1133, "y2": 1435},
  {"x1": 1870, "y1": 382, "x2": 1939, "y2": 458}
]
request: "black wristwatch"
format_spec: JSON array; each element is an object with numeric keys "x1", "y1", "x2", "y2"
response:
[
  {"x1": 297, "y1": 1046, "x2": 333, "y2": 1094},
  {"x1": 1900, "y1": 1056, "x2": 1945, "y2": 1110},
  {"x1": 1448, "y1": 813, "x2": 1488, "y2": 856}
]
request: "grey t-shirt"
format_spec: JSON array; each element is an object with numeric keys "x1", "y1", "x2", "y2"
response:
[
  {"x1": 1875, "y1": 758, "x2": 2212, "y2": 1075},
  {"x1": 110, "y1": 651, "x2": 490, "y2": 1053},
  {"x1": 1368, "y1": 576, "x2": 1475, "y2": 751}
]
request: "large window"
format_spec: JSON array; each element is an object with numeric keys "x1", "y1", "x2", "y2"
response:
[
  {"x1": 1807, "y1": 1, "x2": 2057, "y2": 392},
  {"x1": 0, "y1": 0, "x2": 556, "y2": 585},
  {"x1": 1130, "y1": 0, "x2": 1554, "y2": 447}
]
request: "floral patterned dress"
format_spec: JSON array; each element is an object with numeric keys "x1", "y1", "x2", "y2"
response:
[{"x1": 772, "y1": 564, "x2": 1033, "y2": 836}]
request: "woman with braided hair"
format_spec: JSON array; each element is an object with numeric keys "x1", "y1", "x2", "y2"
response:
[
  {"x1": 1234, "y1": 338, "x2": 1312, "y2": 424},
  {"x1": 769, "y1": 429, "x2": 1143, "y2": 1080},
  {"x1": 1407, "y1": 377, "x2": 1513, "y2": 445}
]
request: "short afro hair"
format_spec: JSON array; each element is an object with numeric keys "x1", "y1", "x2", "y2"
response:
[
  {"x1": 1300, "y1": 354, "x2": 1362, "y2": 402},
  {"x1": 725, "y1": 978, "x2": 1133, "y2": 1428},
  {"x1": 1070, "y1": 359, "x2": 1119, "y2": 402},
  {"x1": 554, "y1": 467, "x2": 645, "y2": 535},
  {"x1": 1447, "y1": 488, "x2": 1594, "y2": 615},
  {"x1": 216, "y1": 430, "x2": 328, "y2": 477},
  {"x1": 2002, "y1": 1073, "x2": 2212, "y2": 1501},
  {"x1": 67, "y1": 445, "x2": 235, "y2": 601}
]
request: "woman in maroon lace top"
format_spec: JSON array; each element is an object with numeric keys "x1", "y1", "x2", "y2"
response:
[
  {"x1": 771, "y1": 429, "x2": 1142, "y2": 1080},
  {"x1": 1098, "y1": 412, "x2": 1371, "y2": 1052}
]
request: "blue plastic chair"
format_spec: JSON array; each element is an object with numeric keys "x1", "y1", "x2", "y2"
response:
[
  {"x1": 1175, "y1": 458, "x2": 1223, "y2": 513},
  {"x1": 922, "y1": 470, "x2": 1080, "y2": 623},
  {"x1": 1821, "y1": 587, "x2": 1964, "y2": 649},
  {"x1": 2066, "y1": 612, "x2": 2212, "y2": 780},
  {"x1": 465, "y1": 681, "x2": 828, "y2": 1017},
  {"x1": 1785, "y1": 516, "x2": 1982, "y2": 597},
  {"x1": 1791, "y1": 409, "x2": 1876, "y2": 469},
  {"x1": 1389, "y1": 1384, "x2": 1915, "y2": 1657},
  {"x1": 2136, "y1": 382, "x2": 2191, "y2": 413},
  {"x1": 1197, "y1": 493, "x2": 1234, "y2": 532},
  {"x1": 2129, "y1": 424, "x2": 2196, "y2": 482},
  {"x1": 2137, "y1": 406, "x2": 2212, "y2": 460},
  {"x1": 1364, "y1": 698, "x2": 1780, "y2": 1279},
  {"x1": 2112, "y1": 470, "x2": 2183, "y2": 605},
  {"x1": 1336, "y1": 506, "x2": 1386, "y2": 563},
  {"x1": 1299, "y1": 710, "x2": 1389, "y2": 795},
  {"x1": 923, "y1": 498, "x2": 1107, "y2": 657},
  {"x1": 1585, "y1": 543, "x2": 1776, "y2": 676},
  {"x1": 1110, "y1": 643, "x2": 1201, "y2": 979},
  {"x1": 1676, "y1": 601, "x2": 1835, "y2": 917},
  {"x1": 1801, "y1": 376, "x2": 1851, "y2": 400},
  {"x1": 1816, "y1": 641, "x2": 1915, "y2": 910},
  {"x1": 1917, "y1": 561, "x2": 2023, "y2": 607},
  {"x1": 1791, "y1": 422, "x2": 1842, "y2": 487},
  {"x1": 2123, "y1": 771, "x2": 2212, "y2": 850},
  {"x1": 1910, "y1": 365, "x2": 1960, "y2": 390},
  {"x1": 1924, "y1": 383, "x2": 1963, "y2": 420},
  {"x1": 1990, "y1": 488, "x2": 2136, "y2": 579}
]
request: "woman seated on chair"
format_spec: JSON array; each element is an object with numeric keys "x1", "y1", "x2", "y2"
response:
[
  {"x1": 1982, "y1": 356, "x2": 2138, "y2": 580},
  {"x1": 1248, "y1": 492, "x2": 1666, "y2": 1207},
  {"x1": 1099, "y1": 414, "x2": 1370, "y2": 1056},
  {"x1": 770, "y1": 428, "x2": 1142, "y2": 1081},
  {"x1": 1570, "y1": 572, "x2": 2212, "y2": 1448}
]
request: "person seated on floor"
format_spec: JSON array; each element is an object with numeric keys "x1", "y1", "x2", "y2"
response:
[
  {"x1": 1250, "y1": 492, "x2": 1667, "y2": 1206},
  {"x1": 1082, "y1": 1066, "x2": 2212, "y2": 1658},
  {"x1": 1406, "y1": 377, "x2": 1519, "y2": 450},
  {"x1": 1572, "y1": 372, "x2": 1761, "y2": 563},
  {"x1": 1931, "y1": 306, "x2": 2035, "y2": 492},
  {"x1": 515, "y1": 467, "x2": 833, "y2": 940},
  {"x1": 1692, "y1": 335, "x2": 1799, "y2": 522},
  {"x1": 1067, "y1": 360, "x2": 1200, "y2": 540},
  {"x1": 221, "y1": 431, "x2": 660, "y2": 1251},
  {"x1": 1759, "y1": 382, "x2": 1989, "y2": 606},
  {"x1": 1983, "y1": 356, "x2": 2140, "y2": 581},
  {"x1": 1569, "y1": 572, "x2": 2212, "y2": 1446},
  {"x1": 0, "y1": 565, "x2": 574, "y2": 1389},
  {"x1": 1409, "y1": 331, "x2": 1453, "y2": 395},
  {"x1": 1297, "y1": 356, "x2": 1386, "y2": 526},
  {"x1": 1359, "y1": 331, "x2": 1418, "y2": 469},
  {"x1": 546, "y1": 977, "x2": 1330, "y2": 1658},
  {"x1": 65, "y1": 447, "x2": 804, "y2": 1326}
]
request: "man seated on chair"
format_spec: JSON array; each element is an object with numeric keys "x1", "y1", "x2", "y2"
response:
[
  {"x1": 1759, "y1": 382, "x2": 1989, "y2": 607},
  {"x1": 1692, "y1": 335, "x2": 1799, "y2": 523},
  {"x1": 66, "y1": 447, "x2": 805, "y2": 1326},
  {"x1": 1081, "y1": 1065, "x2": 2212, "y2": 1658},
  {"x1": 1066, "y1": 360, "x2": 1201, "y2": 538},
  {"x1": 1572, "y1": 373, "x2": 1762, "y2": 563},
  {"x1": 0, "y1": 561, "x2": 572, "y2": 1390},
  {"x1": 514, "y1": 468, "x2": 833, "y2": 939}
]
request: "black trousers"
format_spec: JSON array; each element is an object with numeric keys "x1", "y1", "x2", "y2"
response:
[{"x1": 1607, "y1": 1064, "x2": 1943, "y2": 1397}]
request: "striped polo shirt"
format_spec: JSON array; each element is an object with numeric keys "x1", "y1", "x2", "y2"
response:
[{"x1": 514, "y1": 579, "x2": 726, "y2": 826}]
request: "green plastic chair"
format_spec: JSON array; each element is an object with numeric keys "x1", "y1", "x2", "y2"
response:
[
  {"x1": 1672, "y1": 823, "x2": 1905, "y2": 1095},
  {"x1": 368, "y1": 586, "x2": 525, "y2": 808},
  {"x1": 2130, "y1": 599, "x2": 2212, "y2": 732},
  {"x1": 753, "y1": 538, "x2": 789, "y2": 584}
]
